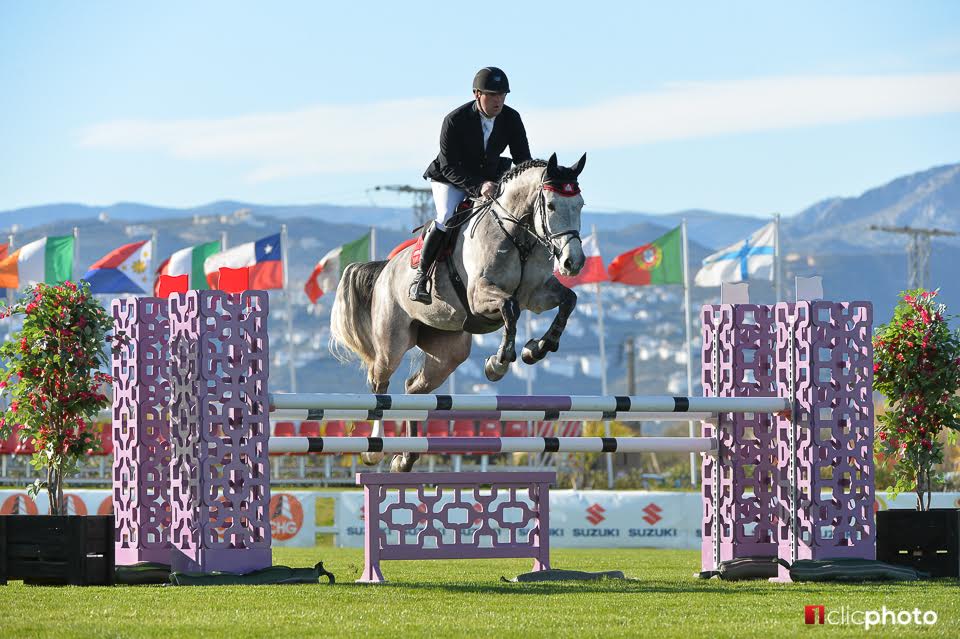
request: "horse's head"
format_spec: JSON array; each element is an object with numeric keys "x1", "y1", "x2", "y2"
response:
[{"x1": 539, "y1": 152, "x2": 586, "y2": 276}]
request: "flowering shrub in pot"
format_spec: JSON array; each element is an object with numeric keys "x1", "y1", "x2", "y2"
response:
[{"x1": 0, "y1": 281, "x2": 113, "y2": 514}]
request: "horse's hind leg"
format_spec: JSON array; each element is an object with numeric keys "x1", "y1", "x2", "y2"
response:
[
  {"x1": 522, "y1": 278, "x2": 577, "y2": 365},
  {"x1": 390, "y1": 328, "x2": 472, "y2": 472},
  {"x1": 361, "y1": 320, "x2": 415, "y2": 466}
]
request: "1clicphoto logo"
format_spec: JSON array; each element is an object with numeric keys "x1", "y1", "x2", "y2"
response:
[{"x1": 804, "y1": 605, "x2": 938, "y2": 630}]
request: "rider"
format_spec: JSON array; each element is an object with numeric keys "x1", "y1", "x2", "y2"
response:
[{"x1": 411, "y1": 66, "x2": 532, "y2": 304}]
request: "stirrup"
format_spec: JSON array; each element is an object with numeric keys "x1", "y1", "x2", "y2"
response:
[{"x1": 409, "y1": 274, "x2": 432, "y2": 304}]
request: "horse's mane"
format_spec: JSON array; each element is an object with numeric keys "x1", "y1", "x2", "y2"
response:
[{"x1": 497, "y1": 159, "x2": 548, "y2": 186}]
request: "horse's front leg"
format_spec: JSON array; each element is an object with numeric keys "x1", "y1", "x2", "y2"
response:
[
  {"x1": 522, "y1": 278, "x2": 577, "y2": 365},
  {"x1": 472, "y1": 278, "x2": 520, "y2": 382},
  {"x1": 484, "y1": 296, "x2": 520, "y2": 381}
]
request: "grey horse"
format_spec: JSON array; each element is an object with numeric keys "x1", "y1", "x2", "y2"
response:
[{"x1": 330, "y1": 153, "x2": 586, "y2": 471}]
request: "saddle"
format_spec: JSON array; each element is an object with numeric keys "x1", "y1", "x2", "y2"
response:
[{"x1": 407, "y1": 199, "x2": 503, "y2": 335}]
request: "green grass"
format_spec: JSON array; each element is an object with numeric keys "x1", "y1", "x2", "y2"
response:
[{"x1": 1, "y1": 548, "x2": 957, "y2": 638}]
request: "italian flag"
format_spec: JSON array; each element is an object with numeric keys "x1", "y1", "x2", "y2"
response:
[
  {"x1": 607, "y1": 226, "x2": 683, "y2": 286},
  {"x1": 0, "y1": 236, "x2": 75, "y2": 289},
  {"x1": 153, "y1": 240, "x2": 221, "y2": 295},
  {"x1": 304, "y1": 232, "x2": 371, "y2": 303}
]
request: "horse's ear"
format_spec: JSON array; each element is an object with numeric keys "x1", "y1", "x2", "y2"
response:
[
  {"x1": 571, "y1": 153, "x2": 586, "y2": 177},
  {"x1": 546, "y1": 153, "x2": 558, "y2": 178}
]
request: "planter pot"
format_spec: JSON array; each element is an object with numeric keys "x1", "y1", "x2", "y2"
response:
[
  {"x1": 876, "y1": 508, "x2": 960, "y2": 578},
  {"x1": 0, "y1": 515, "x2": 115, "y2": 586}
]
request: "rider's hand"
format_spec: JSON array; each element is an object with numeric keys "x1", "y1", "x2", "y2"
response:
[{"x1": 480, "y1": 181, "x2": 498, "y2": 199}]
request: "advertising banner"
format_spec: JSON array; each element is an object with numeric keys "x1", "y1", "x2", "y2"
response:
[{"x1": 0, "y1": 489, "x2": 317, "y2": 547}]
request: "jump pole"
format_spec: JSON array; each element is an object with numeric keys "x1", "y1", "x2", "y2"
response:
[
  {"x1": 269, "y1": 409, "x2": 714, "y2": 423},
  {"x1": 267, "y1": 436, "x2": 719, "y2": 455},
  {"x1": 268, "y1": 393, "x2": 789, "y2": 414}
]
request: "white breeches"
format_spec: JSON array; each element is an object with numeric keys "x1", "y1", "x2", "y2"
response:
[{"x1": 430, "y1": 180, "x2": 467, "y2": 231}]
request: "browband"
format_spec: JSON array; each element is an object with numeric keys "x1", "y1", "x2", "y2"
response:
[{"x1": 542, "y1": 182, "x2": 581, "y2": 197}]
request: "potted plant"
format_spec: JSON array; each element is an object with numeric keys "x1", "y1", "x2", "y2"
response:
[
  {"x1": 0, "y1": 281, "x2": 115, "y2": 585},
  {"x1": 873, "y1": 289, "x2": 960, "y2": 577}
]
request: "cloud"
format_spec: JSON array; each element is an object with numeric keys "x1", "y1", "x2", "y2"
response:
[{"x1": 79, "y1": 72, "x2": 960, "y2": 182}]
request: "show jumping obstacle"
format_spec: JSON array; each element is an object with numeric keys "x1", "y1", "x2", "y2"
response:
[
  {"x1": 111, "y1": 290, "x2": 875, "y2": 582},
  {"x1": 356, "y1": 471, "x2": 553, "y2": 583}
]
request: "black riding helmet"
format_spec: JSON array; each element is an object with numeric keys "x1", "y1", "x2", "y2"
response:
[{"x1": 473, "y1": 67, "x2": 510, "y2": 94}]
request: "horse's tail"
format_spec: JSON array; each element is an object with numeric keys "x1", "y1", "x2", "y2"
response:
[{"x1": 329, "y1": 260, "x2": 389, "y2": 369}]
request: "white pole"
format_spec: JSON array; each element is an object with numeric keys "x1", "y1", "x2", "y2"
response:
[
  {"x1": 370, "y1": 227, "x2": 377, "y2": 261},
  {"x1": 220, "y1": 231, "x2": 227, "y2": 252},
  {"x1": 150, "y1": 229, "x2": 158, "y2": 294},
  {"x1": 6, "y1": 233, "x2": 14, "y2": 304},
  {"x1": 281, "y1": 224, "x2": 297, "y2": 393},
  {"x1": 72, "y1": 226, "x2": 79, "y2": 283},
  {"x1": 773, "y1": 213, "x2": 782, "y2": 302},
  {"x1": 681, "y1": 219, "x2": 697, "y2": 486},
  {"x1": 592, "y1": 224, "x2": 614, "y2": 490}
]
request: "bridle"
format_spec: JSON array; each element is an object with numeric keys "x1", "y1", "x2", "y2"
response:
[{"x1": 473, "y1": 176, "x2": 582, "y2": 264}]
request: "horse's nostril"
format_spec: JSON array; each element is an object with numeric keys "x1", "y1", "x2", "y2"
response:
[{"x1": 563, "y1": 258, "x2": 573, "y2": 271}]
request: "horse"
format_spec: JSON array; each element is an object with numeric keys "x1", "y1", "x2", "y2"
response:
[{"x1": 330, "y1": 152, "x2": 587, "y2": 471}]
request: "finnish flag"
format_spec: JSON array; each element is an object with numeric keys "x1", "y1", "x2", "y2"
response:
[{"x1": 694, "y1": 221, "x2": 775, "y2": 287}]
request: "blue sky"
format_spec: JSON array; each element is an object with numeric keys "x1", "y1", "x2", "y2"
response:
[{"x1": 1, "y1": 1, "x2": 959, "y2": 217}]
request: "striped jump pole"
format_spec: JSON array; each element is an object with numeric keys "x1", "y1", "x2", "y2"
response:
[
  {"x1": 268, "y1": 393, "x2": 790, "y2": 415},
  {"x1": 269, "y1": 409, "x2": 714, "y2": 423},
  {"x1": 267, "y1": 436, "x2": 719, "y2": 455}
]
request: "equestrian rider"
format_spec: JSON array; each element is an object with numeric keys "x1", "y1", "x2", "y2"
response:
[{"x1": 411, "y1": 66, "x2": 532, "y2": 303}]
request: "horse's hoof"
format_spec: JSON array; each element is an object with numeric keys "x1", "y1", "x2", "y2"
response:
[
  {"x1": 390, "y1": 453, "x2": 418, "y2": 473},
  {"x1": 484, "y1": 356, "x2": 508, "y2": 382},
  {"x1": 361, "y1": 452, "x2": 384, "y2": 466},
  {"x1": 521, "y1": 339, "x2": 543, "y2": 365}
]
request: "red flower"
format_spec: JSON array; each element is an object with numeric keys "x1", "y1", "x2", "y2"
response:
[
  {"x1": 896, "y1": 353, "x2": 905, "y2": 361},
  {"x1": 10, "y1": 402, "x2": 18, "y2": 412},
  {"x1": 873, "y1": 363, "x2": 880, "y2": 373}
]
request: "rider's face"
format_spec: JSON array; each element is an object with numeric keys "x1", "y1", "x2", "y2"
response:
[{"x1": 475, "y1": 90, "x2": 506, "y2": 117}]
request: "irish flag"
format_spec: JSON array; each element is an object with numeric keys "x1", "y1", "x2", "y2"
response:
[
  {"x1": 83, "y1": 240, "x2": 152, "y2": 294},
  {"x1": 203, "y1": 233, "x2": 284, "y2": 291},
  {"x1": 0, "y1": 236, "x2": 75, "y2": 289},
  {"x1": 154, "y1": 240, "x2": 221, "y2": 295},
  {"x1": 608, "y1": 226, "x2": 683, "y2": 286},
  {"x1": 555, "y1": 234, "x2": 607, "y2": 288},
  {"x1": 304, "y1": 232, "x2": 371, "y2": 303}
]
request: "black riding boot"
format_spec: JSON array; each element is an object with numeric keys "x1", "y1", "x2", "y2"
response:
[{"x1": 409, "y1": 225, "x2": 448, "y2": 304}]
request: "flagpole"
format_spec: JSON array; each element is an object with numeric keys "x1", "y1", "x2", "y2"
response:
[
  {"x1": 72, "y1": 227, "x2": 79, "y2": 284},
  {"x1": 681, "y1": 218, "x2": 697, "y2": 487},
  {"x1": 281, "y1": 224, "x2": 297, "y2": 393},
  {"x1": 773, "y1": 213, "x2": 782, "y2": 301},
  {"x1": 6, "y1": 233, "x2": 14, "y2": 305},
  {"x1": 591, "y1": 224, "x2": 614, "y2": 490},
  {"x1": 370, "y1": 227, "x2": 377, "y2": 261},
  {"x1": 220, "y1": 231, "x2": 227, "y2": 252}
]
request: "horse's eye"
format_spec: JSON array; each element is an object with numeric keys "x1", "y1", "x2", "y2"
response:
[{"x1": 547, "y1": 203, "x2": 555, "y2": 211}]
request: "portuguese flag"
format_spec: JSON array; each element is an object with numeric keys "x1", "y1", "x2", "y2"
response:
[{"x1": 607, "y1": 226, "x2": 683, "y2": 286}]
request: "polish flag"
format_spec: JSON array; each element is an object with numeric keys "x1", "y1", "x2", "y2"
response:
[
  {"x1": 203, "y1": 233, "x2": 284, "y2": 291},
  {"x1": 554, "y1": 234, "x2": 607, "y2": 288}
]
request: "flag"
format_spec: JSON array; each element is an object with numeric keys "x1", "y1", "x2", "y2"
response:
[
  {"x1": 388, "y1": 237, "x2": 417, "y2": 260},
  {"x1": 694, "y1": 221, "x2": 774, "y2": 287},
  {"x1": 555, "y1": 234, "x2": 607, "y2": 287},
  {"x1": 0, "y1": 236, "x2": 74, "y2": 289},
  {"x1": 83, "y1": 240, "x2": 152, "y2": 294},
  {"x1": 607, "y1": 226, "x2": 683, "y2": 286},
  {"x1": 154, "y1": 240, "x2": 221, "y2": 295},
  {"x1": 203, "y1": 233, "x2": 283, "y2": 291},
  {"x1": 304, "y1": 232, "x2": 371, "y2": 303}
]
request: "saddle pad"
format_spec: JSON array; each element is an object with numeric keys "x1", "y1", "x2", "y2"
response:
[{"x1": 410, "y1": 199, "x2": 473, "y2": 269}]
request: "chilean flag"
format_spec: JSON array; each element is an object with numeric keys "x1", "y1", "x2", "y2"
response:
[
  {"x1": 83, "y1": 240, "x2": 152, "y2": 294},
  {"x1": 203, "y1": 233, "x2": 284, "y2": 291},
  {"x1": 554, "y1": 234, "x2": 608, "y2": 288}
]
